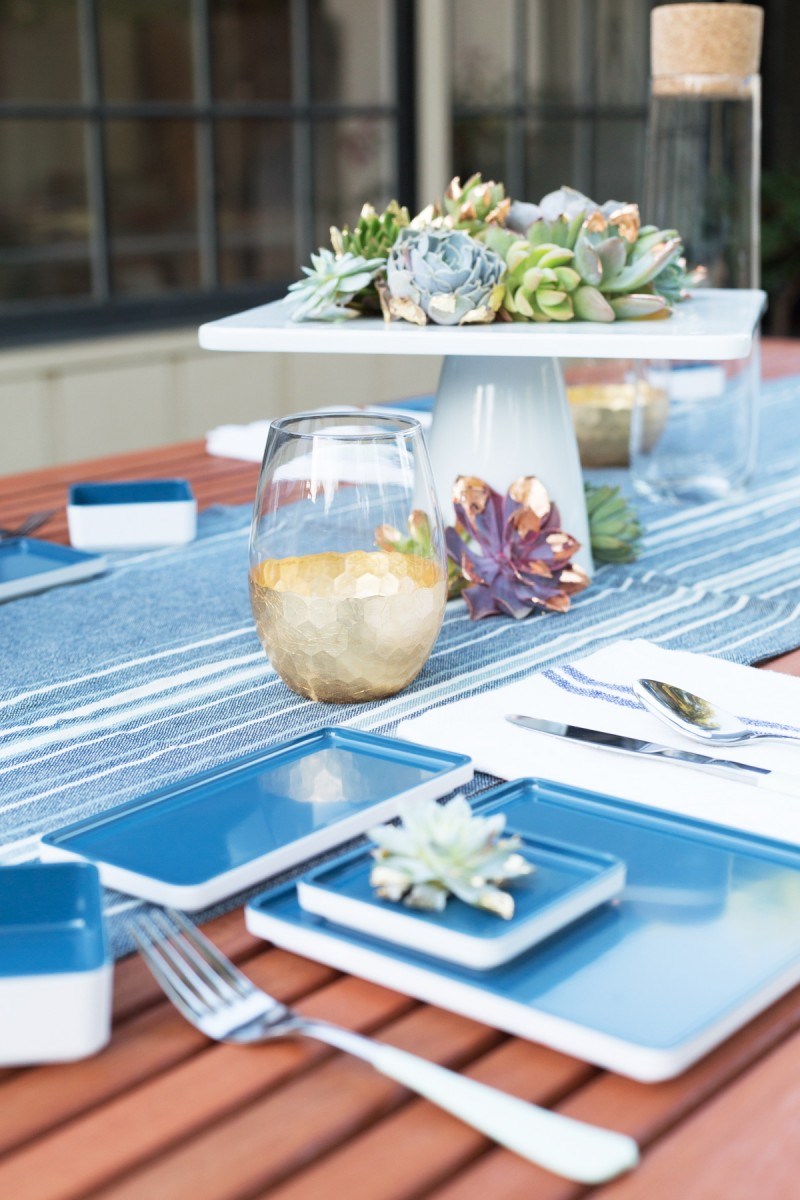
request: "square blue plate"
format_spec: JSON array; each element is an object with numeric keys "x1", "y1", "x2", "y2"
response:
[
  {"x1": 247, "y1": 776, "x2": 800, "y2": 1081},
  {"x1": 297, "y1": 834, "x2": 625, "y2": 969},
  {"x1": 0, "y1": 537, "x2": 106, "y2": 602},
  {"x1": 40, "y1": 728, "x2": 472, "y2": 910}
]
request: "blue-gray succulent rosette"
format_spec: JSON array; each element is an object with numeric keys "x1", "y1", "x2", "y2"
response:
[
  {"x1": 287, "y1": 175, "x2": 696, "y2": 327},
  {"x1": 382, "y1": 228, "x2": 505, "y2": 326}
]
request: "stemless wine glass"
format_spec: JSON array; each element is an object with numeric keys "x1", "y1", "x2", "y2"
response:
[{"x1": 249, "y1": 411, "x2": 448, "y2": 703}]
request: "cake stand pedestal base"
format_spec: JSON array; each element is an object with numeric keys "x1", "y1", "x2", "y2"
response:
[{"x1": 427, "y1": 355, "x2": 594, "y2": 576}]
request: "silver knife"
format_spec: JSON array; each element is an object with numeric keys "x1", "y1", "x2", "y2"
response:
[{"x1": 505, "y1": 714, "x2": 800, "y2": 796}]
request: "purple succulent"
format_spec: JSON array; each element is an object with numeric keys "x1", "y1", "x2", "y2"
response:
[{"x1": 445, "y1": 476, "x2": 589, "y2": 620}]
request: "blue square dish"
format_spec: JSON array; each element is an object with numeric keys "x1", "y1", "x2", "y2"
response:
[
  {"x1": 0, "y1": 538, "x2": 106, "y2": 602},
  {"x1": 247, "y1": 776, "x2": 800, "y2": 1082},
  {"x1": 40, "y1": 728, "x2": 473, "y2": 910},
  {"x1": 67, "y1": 479, "x2": 197, "y2": 550},
  {"x1": 0, "y1": 862, "x2": 112, "y2": 1064},
  {"x1": 296, "y1": 834, "x2": 626, "y2": 969}
]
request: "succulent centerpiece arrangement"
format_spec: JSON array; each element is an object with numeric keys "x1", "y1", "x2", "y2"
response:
[
  {"x1": 368, "y1": 794, "x2": 534, "y2": 918},
  {"x1": 290, "y1": 175, "x2": 651, "y2": 624},
  {"x1": 288, "y1": 174, "x2": 692, "y2": 327}
]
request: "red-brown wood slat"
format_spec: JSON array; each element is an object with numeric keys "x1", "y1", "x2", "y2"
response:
[
  {"x1": 426, "y1": 980, "x2": 800, "y2": 1200},
  {"x1": 92, "y1": 1004, "x2": 505, "y2": 1200},
  {"x1": 0, "y1": 976, "x2": 413, "y2": 1200},
  {"x1": 0, "y1": 946, "x2": 336, "y2": 1162},
  {"x1": 264, "y1": 1040, "x2": 596, "y2": 1200},
  {"x1": 593, "y1": 1023, "x2": 800, "y2": 1200}
]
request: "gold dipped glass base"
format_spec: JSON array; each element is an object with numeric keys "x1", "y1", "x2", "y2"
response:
[{"x1": 250, "y1": 550, "x2": 447, "y2": 703}]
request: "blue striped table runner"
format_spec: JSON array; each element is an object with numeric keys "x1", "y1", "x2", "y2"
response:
[{"x1": 2, "y1": 374, "x2": 799, "y2": 953}]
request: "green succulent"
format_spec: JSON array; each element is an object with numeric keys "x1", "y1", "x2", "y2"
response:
[
  {"x1": 374, "y1": 509, "x2": 434, "y2": 558},
  {"x1": 441, "y1": 173, "x2": 510, "y2": 235},
  {"x1": 486, "y1": 194, "x2": 684, "y2": 323},
  {"x1": 585, "y1": 483, "x2": 643, "y2": 562},
  {"x1": 287, "y1": 248, "x2": 385, "y2": 321},
  {"x1": 330, "y1": 200, "x2": 410, "y2": 262},
  {"x1": 485, "y1": 228, "x2": 580, "y2": 322},
  {"x1": 369, "y1": 794, "x2": 534, "y2": 918}
]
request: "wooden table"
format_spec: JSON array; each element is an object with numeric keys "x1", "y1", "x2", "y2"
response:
[{"x1": 2, "y1": 342, "x2": 800, "y2": 1200}]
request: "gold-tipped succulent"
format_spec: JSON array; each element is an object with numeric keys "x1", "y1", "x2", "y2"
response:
[
  {"x1": 369, "y1": 794, "x2": 534, "y2": 919},
  {"x1": 330, "y1": 200, "x2": 410, "y2": 262}
]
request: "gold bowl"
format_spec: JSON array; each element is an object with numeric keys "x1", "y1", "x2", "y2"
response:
[{"x1": 568, "y1": 381, "x2": 668, "y2": 468}]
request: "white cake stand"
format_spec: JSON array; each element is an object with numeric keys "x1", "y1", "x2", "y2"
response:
[{"x1": 199, "y1": 288, "x2": 765, "y2": 575}]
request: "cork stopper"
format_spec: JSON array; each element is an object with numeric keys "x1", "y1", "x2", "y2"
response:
[{"x1": 651, "y1": 4, "x2": 763, "y2": 97}]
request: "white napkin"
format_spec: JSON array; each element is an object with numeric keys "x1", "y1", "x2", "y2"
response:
[
  {"x1": 398, "y1": 638, "x2": 800, "y2": 845},
  {"x1": 206, "y1": 419, "x2": 271, "y2": 463},
  {"x1": 206, "y1": 405, "x2": 432, "y2": 463}
]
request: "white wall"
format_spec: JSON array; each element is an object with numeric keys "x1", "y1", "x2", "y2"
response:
[{"x1": 0, "y1": 331, "x2": 442, "y2": 475}]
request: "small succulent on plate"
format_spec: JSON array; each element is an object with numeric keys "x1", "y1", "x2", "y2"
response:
[
  {"x1": 445, "y1": 476, "x2": 589, "y2": 619},
  {"x1": 585, "y1": 483, "x2": 643, "y2": 563},
  {"x1": 288, "y1": 248, "x2": 386, "y2": 321},
  {"x1": 369, "y1": 794, "x2": 533, "y2": 918},
  {"x1": 382, "y1": 228, "x2": 506, "y2": 327}
]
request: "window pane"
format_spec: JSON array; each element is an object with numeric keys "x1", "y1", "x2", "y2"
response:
[
  {"x1": 99, "y1": 0, "x2": 193, "y2": 102},
  {"x1": 594, "y1": 117, "x2": 644, "y2": 205},
  {"x1": 525, "y1": 118, "x2": 587, "y2": 197},
  {"x1": 527, "y1": 0, "x2": 583, "y2": 106},
  {"x1": 310, "y1": 0, "x2": 394, "y2": 105},
  {"x1": 211, "y1": 0, "x2": 291, "y2": 102},
  {"x1": 216, "y1": 119, "x2": 294, "y2": 286},
  {"x1": 0, "y1": 0, "x2": 81, "y2": 102},
  {"x1": 595, "y1": 0, "x2": 651, "y2": 107},
  {"x1": 453, "y1": 117, "x2": 509, "y2": 188},
  {"x1": 453, "y1": 0, "x2": 515, "y2": 107},
  {"x1": 0, "y1": 119, "x2": 91, "y2": 303},
  {"x1": 312, "y1": 118, "x2": 394, "y2": 248},
  {"x1": 105, "y1": 119, "x2": 199, "y2": 295}
]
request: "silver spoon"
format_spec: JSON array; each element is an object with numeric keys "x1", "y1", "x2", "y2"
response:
[{"x1": 634, "y1": 678, "x2": 800, "y2": 748}]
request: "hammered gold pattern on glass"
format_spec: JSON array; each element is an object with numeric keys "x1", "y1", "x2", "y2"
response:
[{"x1": 250, "y1": 550, "x2": 446, "y2": 703}]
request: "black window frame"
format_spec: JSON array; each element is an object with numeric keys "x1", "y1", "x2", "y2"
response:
[
  {"x1": 0, "y1": 0, "x2": 417, "y2": 347},
  {"x1": 451, "y1": 0, "x2": 653, "y2": 204}
]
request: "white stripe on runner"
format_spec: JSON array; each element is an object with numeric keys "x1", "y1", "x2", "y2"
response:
[
  {"x1": 701, "y1": 545, "x2": 800, "y2": 591},
  {"x1": 0, "y1": 659, "x2": 273, "y2": 760},
  {"x1": 713, "y1": 597, "x2": 800, "y2": 655},
  {"x1": 640, "y1": 479, "x2": 800, "y2": 549},
  {"x1": 0, "y1": 624, "x2": 257, "y2": 711},
  {"x1": 1, "y1": 652, "x2": 269, "y2": 734},
  {"x1": 648, "y1": 593, "x2": 750, "y2": 642}
]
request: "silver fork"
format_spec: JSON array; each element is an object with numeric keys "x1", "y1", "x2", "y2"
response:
[
  {"x1": 130, "y1": 909, "x2": 638, "y2": 1183},
  {"x1": 0, "y1": 509, "x2": 56, "y2": 542}
]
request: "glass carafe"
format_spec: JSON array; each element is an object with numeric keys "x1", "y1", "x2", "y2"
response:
[{"x1": 631, "y1": 2, "x2": 763, "y2": 503}]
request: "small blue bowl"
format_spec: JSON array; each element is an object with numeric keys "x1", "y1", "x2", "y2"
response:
[
  {"x1": 67, "y1": 479, "x2": 197, "y2": 551},
  {"x1": 0, "y1": 862, "x2": 112, "y2": 1063}
]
